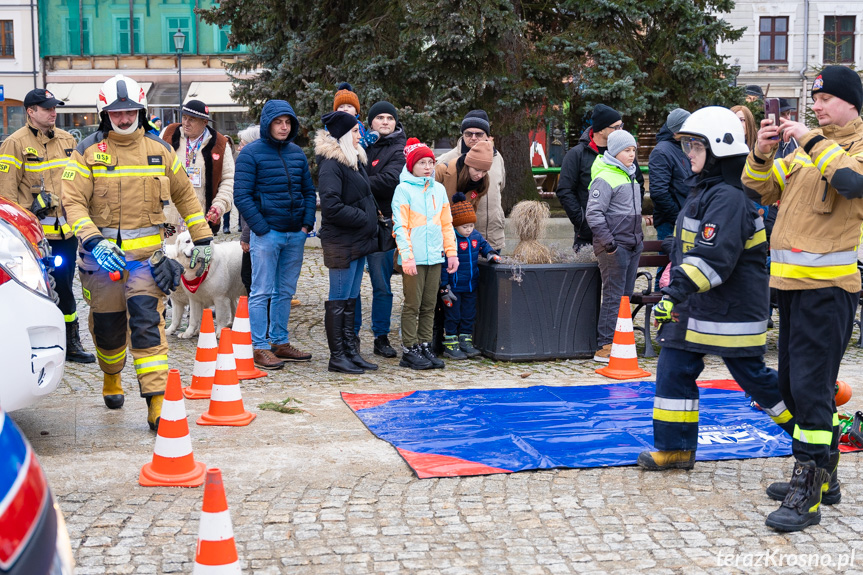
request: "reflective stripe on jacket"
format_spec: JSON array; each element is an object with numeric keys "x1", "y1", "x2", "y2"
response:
[
  {"x1": 0, "y1": 121, "x2": 76, "y2": 240},
  {"x1": 62, "y1": 128, "x2": 211, "y2": 261},
  {"x1": 742, "y1": 116, "x2": 863, "y2": 293},
  {"x1": 658, "y1": 173, "x2": 770, "y2": 358}
]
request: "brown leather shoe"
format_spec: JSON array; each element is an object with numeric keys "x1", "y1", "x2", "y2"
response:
[
  {"x1": 271, "y1": 342, "x2": 312, "y2": 362},
  {"x1": 253, "y1": 348, "x2": 285, "y2": 370}
]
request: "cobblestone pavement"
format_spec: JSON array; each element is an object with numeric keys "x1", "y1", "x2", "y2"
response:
[{"x1": 11, "y1": 236, "x2": 863, "y2": 574}]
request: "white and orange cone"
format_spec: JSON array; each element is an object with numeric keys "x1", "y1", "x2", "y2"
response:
[
  {"x1": 596, "y1": 296, "x2": 651, "y2": 380},
  {"x1": 139, "y1": 369, "x2": 207, "y2": 487},
  {"x1": 232, "y1": 296, "x2": 267, "y2": 380},
  {"x1": 197, "y1": 328, "x2": 256, "y2": 427},
  {"x1": 184, "y1": 309, "x2": 218, "y2": 400},
  {"x1": 193, "y1": 468, "x2": 241, "y2": 574}
]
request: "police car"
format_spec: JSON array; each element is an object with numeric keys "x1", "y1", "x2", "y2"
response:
[
  {"x1": 0, "y1": 196, "x2": 65, "y2": 411},
  {"x1": 0, "y1": 409, "x2": 74, "y2": 574}
]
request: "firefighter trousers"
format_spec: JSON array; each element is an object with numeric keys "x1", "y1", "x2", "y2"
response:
[
  {"x1": 653, "y1": 346, "x2": 795, "y2": 451},
  {"x1": 49, "y1": 236, "x2": 79, "y2": 323},
  {"x1": 77, "y1": 251, "x2": 169, "y2": 397},
  {"x1": 777, "y1": 288, "x2": 856, "y2": 468}
]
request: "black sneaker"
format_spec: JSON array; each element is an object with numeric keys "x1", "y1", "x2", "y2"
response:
[
  {"x1": 373, "y1": 334, "x2": 397, "y2": 358},
  {"x1": 399, "y1": 344, "x2": 433, "y2": 370},
  {"x1": 420, "y1": 342, "x2": 445, "y2": 369}
]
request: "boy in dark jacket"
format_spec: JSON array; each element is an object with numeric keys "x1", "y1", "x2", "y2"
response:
[
  {"x1": 234, "y1": 100, "x2": 316, "y2": 370},
  {"x1": 440, "y1": 192, "x2": 501, "y2": 359}
]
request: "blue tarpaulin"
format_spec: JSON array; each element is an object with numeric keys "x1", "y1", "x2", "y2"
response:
[{"x1": 343, "y1": 380, "x2": 795, "y2": 478}]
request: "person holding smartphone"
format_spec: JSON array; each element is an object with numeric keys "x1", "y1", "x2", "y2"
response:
[{"x1": 743, "y1": 65, "x2": 863, "y2": 533}]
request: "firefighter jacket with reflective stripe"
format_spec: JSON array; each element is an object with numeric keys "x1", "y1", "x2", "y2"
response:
[
  {"x1": 658, "y1": 172, "x2": 770, "y2": 358},
  {"x1": 0, "y1": 121, "x2": 75, "y2": 240},
  {"x1": 742, "y1": 116, "x2": 863, "y2": 293},
  {"x1": 62, "y1": 128, "x2": 212, "y2": 261}
]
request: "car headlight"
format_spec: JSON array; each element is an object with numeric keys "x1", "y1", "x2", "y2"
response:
[{"x1": 0, "y1": 218, "x2": 51, "y2": 298}]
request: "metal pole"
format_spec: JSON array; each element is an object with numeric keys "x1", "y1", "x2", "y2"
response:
[{"x1": 177, "y1": 50, "x2": 183, "y2": 122}]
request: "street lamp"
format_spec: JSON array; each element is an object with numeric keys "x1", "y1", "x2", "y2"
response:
[{"x1": 173, "y1": 29, "x2": 186, "y2": 123}]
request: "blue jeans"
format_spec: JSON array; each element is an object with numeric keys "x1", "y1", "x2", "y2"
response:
[
  {"x1": 249, "y1": 230, "x2": 306, "y2": 349},
  {"x1": 329, "y1": 257, "x2": 366, "y2": 300},
  {"x1": 354, "y1": 248, "x2": 395, "y2": 336}
]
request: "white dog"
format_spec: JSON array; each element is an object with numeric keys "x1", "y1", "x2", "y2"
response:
[{"x1": 164, "y1": 231, "x2": 245, "y2": 339}]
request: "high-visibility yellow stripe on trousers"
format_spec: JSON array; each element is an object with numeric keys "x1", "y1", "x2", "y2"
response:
[
  {"x1": 653, "y1": 397, "x2": 699, "y2": 424},
  {"x1": 135, "y1": 354, "x2": 169, "y2": 375}
]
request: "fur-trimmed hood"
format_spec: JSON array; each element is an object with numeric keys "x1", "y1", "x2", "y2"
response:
[{"x1": 314, "y1": 129, "x2": 367, "y2": 170}]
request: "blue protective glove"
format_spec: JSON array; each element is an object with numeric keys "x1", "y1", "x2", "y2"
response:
[
  {"x1": 653, "y1": 297, "x2": 676, "y2": 324},
  {"x1": 190, "y1": 244, "x2": 212, "y2": 277},
  {"x1": 440, "y1": 285, "x2": 458, "y2": 308},
  {"x1": 91, "y1": 239, "x2": 126, "y2": 273},
  {"x1": 360, "y1": 131, "x2": 380, "y2": 149}
]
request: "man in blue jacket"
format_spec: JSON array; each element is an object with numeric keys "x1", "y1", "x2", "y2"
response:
[{"x1": 234, "y1": 100, "x2": 316, "y2": 370}]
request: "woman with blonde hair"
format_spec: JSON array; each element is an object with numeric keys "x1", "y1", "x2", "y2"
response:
[{"x1": 731, "y1": 105, "x2": 757, "y2": 151}]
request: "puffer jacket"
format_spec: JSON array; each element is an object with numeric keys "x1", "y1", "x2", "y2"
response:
[
  {"x1": 314, "y1": 130, "x2": 378, "y2": 269},
  {"x1": 366, "y1": 124, "x2": 406, "y2": 218},
  {"x1": 585, "y1": 153, "x2": 643, "y2": 255},
  {"x1": 391, "y1": 167, "x2": 456, "y2": 265},
  {"x1": 437, "y1": 138, "x2": 506, "y2": 251},
  {"x1": 234, "y1": 100, "x2": 316, "y2": 236},
  {"x1": 556, "y1": 127, "x2": 645, "y2": 244},
  {"x1": 440, "y1": 228, "x2": 498, "y2": 293},
  {"x1": 648, "y1": 123, "x2": 695, "y2": 229},
  {"x1": 742, "y1": 115, "x2": 863, "y2": 293},
  {"x1": 659, "y1": 162, "x2": 770, "y2": 358}
]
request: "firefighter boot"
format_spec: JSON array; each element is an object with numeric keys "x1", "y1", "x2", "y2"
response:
[
  {"x1": 636, "y1": 450, "x2": 696, "y2": 471},
  {"x1": 767, "y1": 450, "x2": 841, "y2": 505},
  {"x1": 102, "y1": 373, "x2": 125, "y2": 409},
  {"x1": 146, "y1": 394, "x2": 164, "y2": 432},
  {"x1": 765, "y1": 459, "x2": 830, "y2": 532},
  {"x1": 65, "y1": 320, "x2": 95, "y2": 363}
]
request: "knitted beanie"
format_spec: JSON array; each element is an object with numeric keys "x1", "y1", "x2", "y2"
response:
[
  {"x1": 333, "y1": 82, "x2": 361, "y2": 114},
  {"x1": 606, "y1": 130, "x2": 637, "y2": 158},
  {"x1": 591, "y1": 104, "x2": 622, "y2": 132},
  {"x1": 666, "y1": 108, "x2": 691, "y2": 134},
  {"x1": 321, "y1": 111, "x2": 358, "y2": 140},
  {"x1": 450, "y1": 192, "x2": 477, "y2": 227},
  {"x1": 464, "y1": 140, "x2": 494, "y2": 172},
  {"x1": 367, "y1": 101, "x2": 399, "y2": 125},
  {"x1": 404, "y1": 137, "x2": 435, "y2": 173},
  {"x1": 461, "y1": 109, "x2": 490, "y2": 135},
  {"x1": 812, "y1": 65, "x2": 863, "y2": 112}
]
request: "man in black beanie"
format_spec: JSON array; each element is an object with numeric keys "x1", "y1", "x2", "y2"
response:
[
  {"x1": 743, "y1": 64, "x2": 863, "y2": 532},
  {"x1": 556, "y1": 103, "x2": 645, "y2": 253}
]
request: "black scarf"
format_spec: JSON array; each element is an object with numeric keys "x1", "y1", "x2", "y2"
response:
[{"x1": 456, "y1": 155, "x2": 485, "y2": 193}]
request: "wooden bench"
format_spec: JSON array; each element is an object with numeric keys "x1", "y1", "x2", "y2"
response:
[{"x1": 631, "y1": 240, "x2": 670, "y2": 358}]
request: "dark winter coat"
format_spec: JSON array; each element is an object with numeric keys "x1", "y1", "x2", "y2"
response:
[
  {"x1": 555, "y1": 127, "x2": 645, "y2": 243},
  {"x1": 647, "y1": 124, "x2": 695, "y2": 229},
  {"x1": 658, "y1": 158, "x2": 770, "y2": 358},
  {"x1": 440, "y1": 228, "x2": 498, "y2": 293},
  {"x1": 314, "y1": 130, "x2": 378, "y2": 269},
  {"x1": 366, "y1": 124, "x2": 406, "y2": 218},
  {"x1": 233, "y1": 100, "x2": 316, "y2": 236}
]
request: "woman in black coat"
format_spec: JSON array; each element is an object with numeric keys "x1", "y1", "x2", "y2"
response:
[{"x1": 315, "y1": 111, "x2": 379, "y2": 374}]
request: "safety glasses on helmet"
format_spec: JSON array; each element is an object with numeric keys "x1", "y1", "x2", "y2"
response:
[{"x1": 680, "y1": 136, "x2": 708, "y2": 155}]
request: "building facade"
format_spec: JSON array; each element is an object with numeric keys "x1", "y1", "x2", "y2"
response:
[
  {"x1": 0, "y1": 0, "x2": 40, "y2": 137},
  {"x1": 38, "y1": 0, "x2": 250, "y2": 141},
  {"x1": 719, "y1": 1, "x2": 863, "y2": 119}
]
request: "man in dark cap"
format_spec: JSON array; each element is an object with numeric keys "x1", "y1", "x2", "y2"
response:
[
  {"x1": 160, "y1": 99, "x2": 234, "y2": 237},
  {"x1": 556, "y1": 103, "x2": 645, "y2": 253},
  {"x1": 744, "y1": 65, "x2": 863, "y2": 532},
  {"x1": 0, "y1": 89, "x2": 96, "y2": 363},
  {"x1": 776, "y1": 98, "x2": 798, "y2": 158},
  {"x1": 745, "y1": 84, "x2": 764, "y2": 103}
]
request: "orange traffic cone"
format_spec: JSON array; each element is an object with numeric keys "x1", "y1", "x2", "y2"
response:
[
  {"x1": 232, "y1": 296, "x2": 267, "y2": 380},
  {"x1": 193, "y1": 468, "x2": 241, "y2": 573},
  {"x1": 596, "y1": 296, "x2": 651, "y2": 380},
  {"x1": 139, "y1": 369, "x2": 207, "y2": 487},
  {"x1": 184, "y1": 309, "x2": 218, "y2": 400},
  {"x1": 197, "y1": 328, "x2": 256, "y2": 427}
]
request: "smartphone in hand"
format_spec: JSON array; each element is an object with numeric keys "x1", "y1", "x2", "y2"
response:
[{"x1": 764, "y1": 98, "x2": 781, "y2": 140}]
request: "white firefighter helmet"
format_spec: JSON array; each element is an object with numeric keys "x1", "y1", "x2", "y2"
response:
[
  {"x1": 97, "y1": 74, "x2": 147, "y2": 114},
  {"x1": 676, "y1": 106, "x2": 750, "y2": 158}
]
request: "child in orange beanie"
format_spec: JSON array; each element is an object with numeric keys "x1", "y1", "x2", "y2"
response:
[{"x1": 439, "y1": 192, "x2": 500, "y2": 359}]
